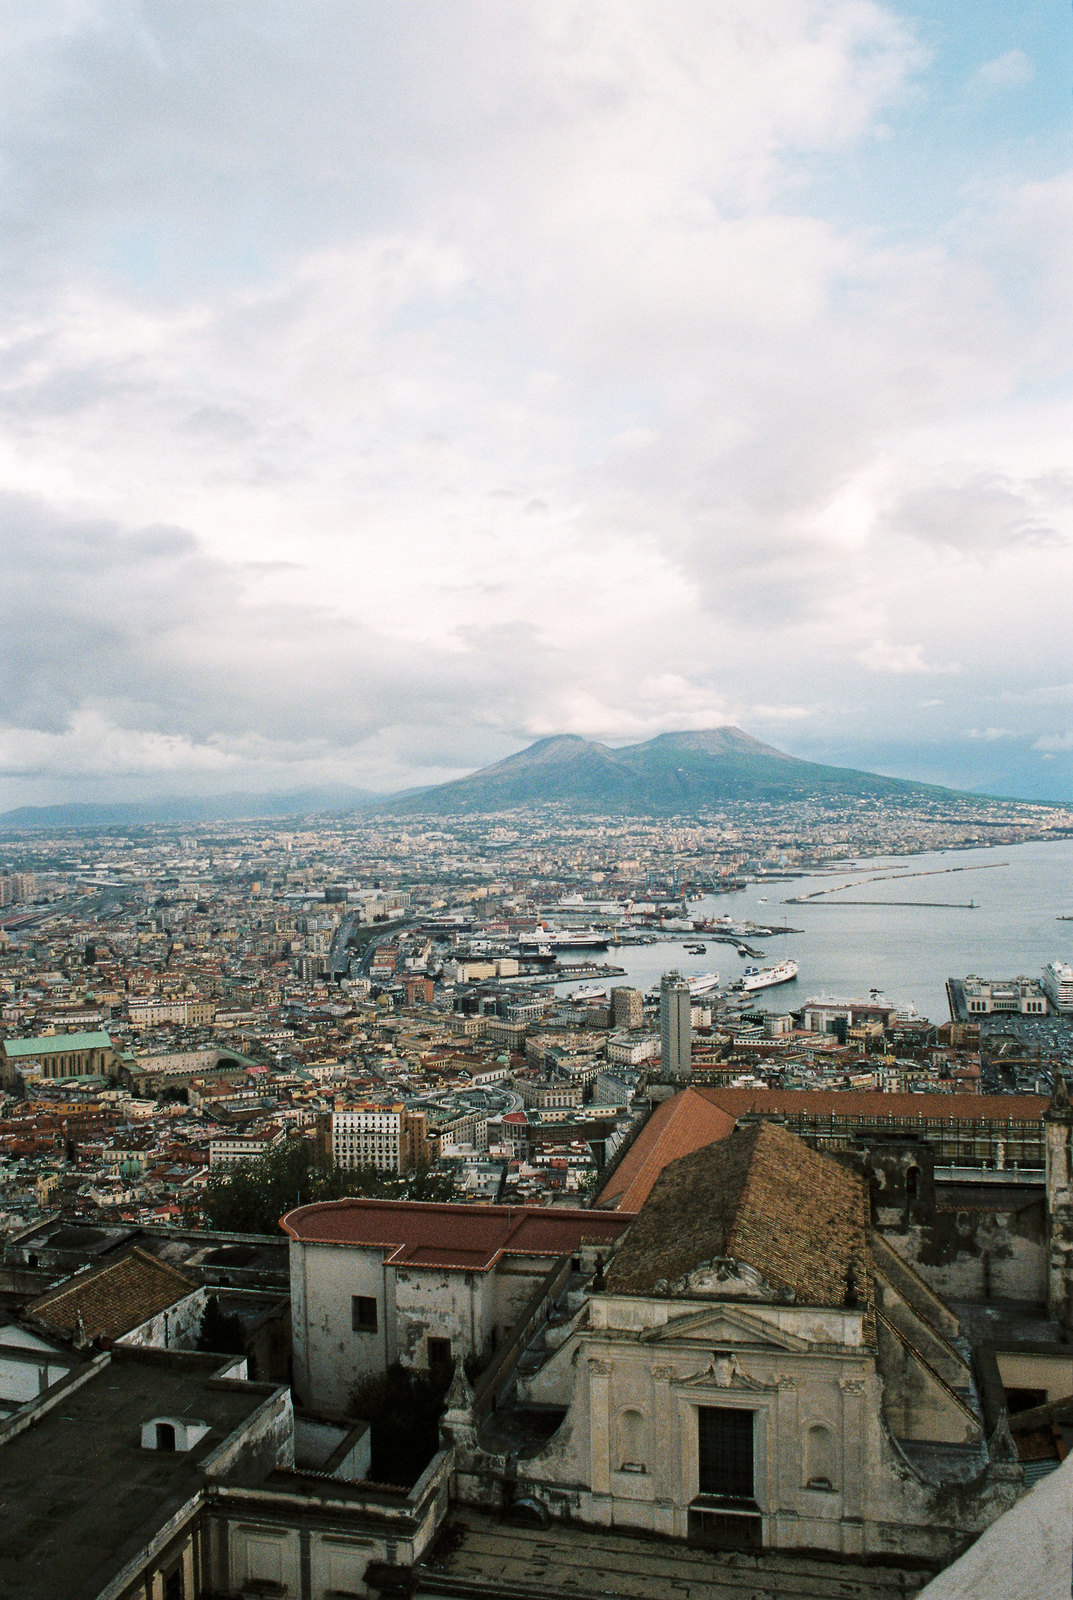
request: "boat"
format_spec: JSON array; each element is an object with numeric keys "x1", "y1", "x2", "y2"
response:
[
  {"x1": 741, "y1": 959, "x2": 799, "y2": 993},
  {"x1": 687, "y1": 971, "x2": 720, "y2": 997},
  {"x1": 685, "y1": 943, "x2": 707, "y2": 954}
]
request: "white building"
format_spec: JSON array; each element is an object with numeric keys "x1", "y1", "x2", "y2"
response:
[
  {"x1": 332, "y1": 1106, "x2": 405, "y2": 1173},
  {"x1": 444, "y1": 1120, "x2": 1023, "y2": 1563},
  {"x1": 959, "y1": 976, "x2": 1049, "y2": 1017},
  {"x1": 281, "y1": 1198, "x2": 630, "y2": 1412}
]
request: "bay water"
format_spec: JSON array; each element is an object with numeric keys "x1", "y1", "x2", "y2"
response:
[{"x1": 555, "y1": 838, "x2": 1073, "y2": 1025}]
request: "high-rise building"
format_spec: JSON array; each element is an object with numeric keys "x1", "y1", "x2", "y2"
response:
[
  {"x1": 659, "y1": 971, "x2": 691, "y2": 1079},
  {"x1": 611, "y1": 986, "x2": 644, "y2": 1030}
]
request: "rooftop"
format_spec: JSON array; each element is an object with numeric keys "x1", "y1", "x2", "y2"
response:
[
  {"x1": 280, "y1": 1197, "x2": 631, "y2": 1271},
  {"x1": 606, "y1": 1120, "x2": 874, "y2": 1325},
  {"x1": 2, "y1": 1031, "x2": 113, "y2": 1058},
  {"x1": 706, "y1": 1086, "x2": 1050, "y2": 1124},
  {"x1": 0, "y1": 1349, "x2": 276, "y2": 1600},
  {"x1": 596, "y1": 1087, "x2": 736, "y2": 1211},
  {"x1": 28, "y1": 1246, "x2": 196, "y2": 1342}
]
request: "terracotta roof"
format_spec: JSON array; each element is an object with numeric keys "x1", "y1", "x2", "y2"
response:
[
  {"x1": 607, "y1": 1121, "x2": 875, "y2": 1332},
  {"x1": 28, "y1": 1247, "x2": 197, "y2": 1343},
  {"x1": 280, "y1": 1197, "x2": 631, "y2": 1271},
  {"x1": 596, "y1": 1088, "x2": 737, "y2": 1211},
  {"x1": 704, "y1": 1087, "x2": 1048, "y2": 1123}
]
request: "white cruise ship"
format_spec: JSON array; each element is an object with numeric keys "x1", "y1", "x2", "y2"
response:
[{"x1": 740, "y1": 959, "x2": 799, "y2": 993}]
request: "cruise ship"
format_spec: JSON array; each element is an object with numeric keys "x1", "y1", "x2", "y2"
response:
[
  {"x1": 740, "y1": 959, "x2": 799, "y2": 993},
  {"x1": 519, "y1": 929, "x2": 610, "y2": 952}
]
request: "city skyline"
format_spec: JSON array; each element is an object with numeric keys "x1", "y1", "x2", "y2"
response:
[{"x1": 1, "y1": 2, "x2": 1071, "y2": 808}]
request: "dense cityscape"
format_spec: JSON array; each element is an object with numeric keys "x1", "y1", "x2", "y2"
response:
[{"x1": 1, "y1": 794, "x2": 1071, "y2": 1237}]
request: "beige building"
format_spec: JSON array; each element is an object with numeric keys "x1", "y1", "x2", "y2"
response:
[{"x1": 446, "y1": 1123, "x2": 1022, "y2": 1563}]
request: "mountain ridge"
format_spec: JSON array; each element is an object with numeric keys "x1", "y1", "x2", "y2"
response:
[{"x1": 377, "y1": 725, "x2": 992, "y2": 816}]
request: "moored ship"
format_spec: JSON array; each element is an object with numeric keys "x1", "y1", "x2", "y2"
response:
[{"x1": 740, "y1": 959, "x2": 799, "y2": 993}]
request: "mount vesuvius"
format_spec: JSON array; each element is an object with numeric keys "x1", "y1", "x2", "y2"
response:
[{"x1": 377, "y1": 728, "x2": 988, "y2": 817}]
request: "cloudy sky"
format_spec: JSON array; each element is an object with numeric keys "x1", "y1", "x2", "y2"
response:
[{"x1": 1, "y1": 0, "x2": 1071, "y2": 808}]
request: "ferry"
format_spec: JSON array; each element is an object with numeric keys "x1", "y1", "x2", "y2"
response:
[
  {"x1": 740, "y1": 959, "x2": 799, "y2": 993},
  {"x1": 687, "y1": 971, "x2": 721, "y2": 997}
]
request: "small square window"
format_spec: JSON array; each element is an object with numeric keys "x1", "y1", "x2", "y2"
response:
[
  {"x1": 428, "y1": 1336, "x2": 452, "y2": 1370},
  {"x1": 352, "y1": 1296, "x2": 378, "y2": 1332}
]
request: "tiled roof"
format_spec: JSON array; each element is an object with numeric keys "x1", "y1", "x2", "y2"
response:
[
  {"x1": 607, "y1": 1120, "x2": 874, "y2": 1330},
  {"x1": 704, "y1": 1087, "x2": 1048, "y2": 1123},
  {"x1": 596, "y1": 1088, "x2": 737, "y2": 1211},
  {"x1": 280, "y1": 1198, "x2": 631, "y2": 1271},
  {"x1": 28, "y1": 1247, "x2": 197, "y2": 1342}
]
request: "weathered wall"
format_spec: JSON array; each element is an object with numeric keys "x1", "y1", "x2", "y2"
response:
[
  {"x1": 117, "y1": 1287, "x2": 209, "y2": 1351},
  {"x1": 879, "y1": 1201, "x2": 1047, "y2": 1303}
]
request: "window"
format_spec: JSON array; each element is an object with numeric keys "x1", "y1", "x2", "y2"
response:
[
  {"x1": 352, "y1": 1296, "x2": 378, "y2": 1332},
  {"x1": 163, "y1": 1565, "x2": 184, "y2": 1600},
  {"x1": 155, "y1": 1422, "x2": 176, "y2": 1452},
  {"x1": 428, "y1": 1336, "x2": 452, "y2": 1371},
  {"x1": 697, "y1": 1406, "x2": 754, "y2": 1499}
]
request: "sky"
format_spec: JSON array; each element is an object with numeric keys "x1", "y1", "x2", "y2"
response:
[{"x1": 1, "y1": 0, "x2": 1072, "y2": 808}]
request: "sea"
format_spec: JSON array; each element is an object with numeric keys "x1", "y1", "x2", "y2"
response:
[{"x1": 553, "y1": 837, "x2": 1073, "y2": 1025}]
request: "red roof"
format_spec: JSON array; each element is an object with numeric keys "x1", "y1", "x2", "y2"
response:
[
  {"x1": 706, "y1": 1087, "x2": 1049, "y2": 1122},
  {"x1": 596, "y1": 1088, "x2": 737, "y2": 1212},
  {"x1": 280, "y1": 1197, "x2": 632, "y2": 1271}
]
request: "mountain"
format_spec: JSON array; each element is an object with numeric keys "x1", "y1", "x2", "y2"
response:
[
  {"x1": 0, "y1": 786, "x2": 381, "y2": 832},
  {"x1": 378, "y1": 727, "x2": 991, "y2": 816}
]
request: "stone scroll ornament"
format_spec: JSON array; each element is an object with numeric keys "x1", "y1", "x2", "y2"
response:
[{"x1": 652, "y1": 1257, "x2": 794, "y2": 1303}]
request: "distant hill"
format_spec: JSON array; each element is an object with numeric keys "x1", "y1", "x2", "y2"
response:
[
  {"x1": 0, "y1": 786, "x2": 380, "y2": 831},
  {"x1": 378, "y1": 727, "x2": 993, "y2": 816}
]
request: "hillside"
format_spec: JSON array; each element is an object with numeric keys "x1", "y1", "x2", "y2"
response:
[{"x1": 378, "y1": 727, "x2": 977, "y2": 816}]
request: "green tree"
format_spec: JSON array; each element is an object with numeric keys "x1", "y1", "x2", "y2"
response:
[
  {"x1": 197, "y1": 1293, "x2": 246, "y2": 1355},
  {"x1": 196, "y1": 1139, "x2": 456, "y2": 1235}
]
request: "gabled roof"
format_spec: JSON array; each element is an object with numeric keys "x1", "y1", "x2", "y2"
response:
[
  {"x1": 606, "y1": 1121, "x2": 874, "y2": 1325},
  {"x1": 3, "y1": 1031, "x2": 113, "y2": 1057},
  {"x1": 596, "y1": 1087, "x2": 736, "y2": 1211},
  {"x1": 28, "y1": 1247, "x2": 197, "y2": 1343}
]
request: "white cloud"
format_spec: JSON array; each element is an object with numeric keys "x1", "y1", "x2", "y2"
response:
[
  {"x1": 856, "y1": 642, "x2": 956, "y2": 676},
  {"x1": 972, "y1": 50, "x2": 1034, "y2": 91},
  {"x1": 0, "y1": 4, "x2": 1067, "y2": 803}
]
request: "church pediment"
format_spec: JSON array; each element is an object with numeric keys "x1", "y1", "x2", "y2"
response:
[{"x1": 640, "y1": 1303, "x2": 811, "y2": 1353}]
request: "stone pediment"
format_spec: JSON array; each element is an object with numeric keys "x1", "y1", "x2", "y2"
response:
[
  {"x1": 652, "y1": 1256, "x2": 794, "y2": 1303},
  {"x1": 640, "y1": 1303, "x2": 811, "y2": 1353}
]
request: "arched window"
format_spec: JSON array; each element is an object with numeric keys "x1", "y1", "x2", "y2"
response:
[
  {"x1": 155, "y1": 1422, "x2": 176, "y2": 1452},
  {"x1": 804, "y1": 1424, "x2": 837, "y2": 1490},
  {"x1": 616, "y1": 1408, "x2": 646, "y2": 1472}
]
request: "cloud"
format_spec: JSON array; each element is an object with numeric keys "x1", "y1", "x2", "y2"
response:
[
  {"x1": 972, "y1": 50, "x2": 1034, "y2": 91},
  {"x1": 856, "y1": 642, "x2": 957, "y2": 676},
  {"x1": 0, "y1": 5, "x2": 1067, "y2": 804}
]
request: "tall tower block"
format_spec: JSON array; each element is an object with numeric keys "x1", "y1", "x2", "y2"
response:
[{"x1": 659, "y1": 971, "x2": 692, "y2": 1081}]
